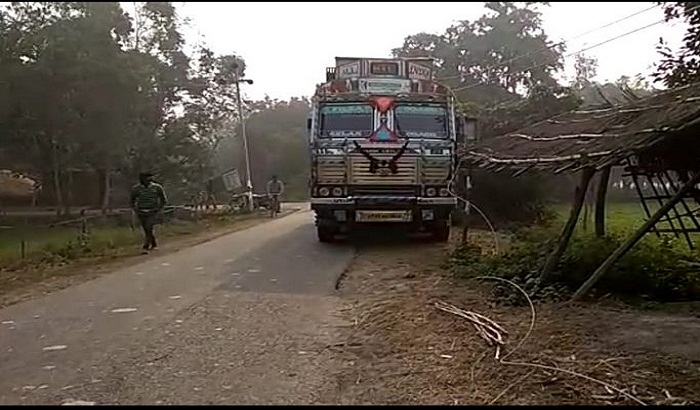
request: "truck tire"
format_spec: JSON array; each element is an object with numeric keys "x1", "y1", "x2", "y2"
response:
[
  {"x1": 317, "y1": 225, "x2": 336, "y2": 243},
  {"x1": 433, "y1": 222, "x2": 450, "y2": 242},
  {"x1": 451, "y1": 209, "x2": 464, "y2": 226}
]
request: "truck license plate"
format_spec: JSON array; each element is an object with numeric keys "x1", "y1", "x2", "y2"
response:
[{"x1": 355, "y1": 210, "x2": 412, "y2": 222}]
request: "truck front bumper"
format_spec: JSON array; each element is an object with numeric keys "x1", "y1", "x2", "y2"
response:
[
  {"x1": 310, "y1": 196, "x2": 457, "y2": 207},
  {"x1": 310, "y1": 196, "x2": 457, "y2": 229}
]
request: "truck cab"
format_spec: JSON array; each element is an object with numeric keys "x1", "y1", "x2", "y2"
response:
[{"x1": 308, "y1": 56, "x2": 475, "y2": 242}]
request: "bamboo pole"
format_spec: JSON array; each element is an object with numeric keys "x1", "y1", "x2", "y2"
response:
[{"x1": 539, "y1": 167, "x2": 595, "y2": 284}]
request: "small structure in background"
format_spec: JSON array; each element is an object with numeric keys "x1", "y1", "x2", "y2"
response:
[{"x1": 0, "y1": 170, "x2": 41, "y2": 214}]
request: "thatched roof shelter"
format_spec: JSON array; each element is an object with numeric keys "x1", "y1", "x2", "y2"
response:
[
  {"x1": 464, "y1": 81, "x2": 700, "y2": 176},
  {"x1": 461, "y1": 82, "x2": 700, "y2": 301}
]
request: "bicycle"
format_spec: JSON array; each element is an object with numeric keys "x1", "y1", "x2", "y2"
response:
[{"x1": 269, "y1": 194, "x2": 281, "y2": 218}]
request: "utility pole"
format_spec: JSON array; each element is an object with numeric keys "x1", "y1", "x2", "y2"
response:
[{"x1": 232, "y1": 62, "x2": 254, "y2": 212}]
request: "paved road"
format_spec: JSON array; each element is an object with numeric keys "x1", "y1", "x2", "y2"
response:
[{"x1": 0, "y1": 206, "x2": 356, "y2": 405}]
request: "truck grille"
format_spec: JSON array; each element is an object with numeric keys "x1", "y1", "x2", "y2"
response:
[
  {"x1": 352, "y1": 186, "x2": 417, "y2": 196},
  {"x1": 316, "y1": 157, "x2": 346, "y2": 184},
  {"x1": 349, "y1": 156, "x2": 418, "y2": 185},
  {"x1": 421, "y1": 159, "x2": 451, "y2": 184}
]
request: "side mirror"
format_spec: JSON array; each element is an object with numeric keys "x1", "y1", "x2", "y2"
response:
[
  {"x1": 456, "y1": 115, "x2": 478, "y2": 147},
  {"x1": 306, "y1": 118, "x2": 312, "y2": 132},
  {"x1": 463, "y1": 117, "x2": 478, "y2": 143}
]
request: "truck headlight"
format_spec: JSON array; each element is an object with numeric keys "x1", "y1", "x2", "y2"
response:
[
  {"x1": 426, "y1": 187, "x2": 437, "y2": 197},
  {"x1": 440, "y1": 188, "x2": 450, "y2": 197},
  {"x1": 319, "y1": 187, "x2": 330, "y2": 197},
  {"x1": 332, "y1": 187, "x2": 343, "y2": 197}
]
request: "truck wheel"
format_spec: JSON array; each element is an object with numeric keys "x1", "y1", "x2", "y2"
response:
[
  {"x1": 450, "y1": 209, "x2": 464, "y2": 226},
  {"x1": 433, "y1": 222, "x2": 450, "y2": 242},
  {"x1": 317, "y1": 225, "x2": 336, "y2": 243}
]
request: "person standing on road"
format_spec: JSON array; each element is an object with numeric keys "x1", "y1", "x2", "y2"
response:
[
  {"x1": 266, "y1": 174, "x2": 285, "y2": 214},
  {"x1": 130, "y1": 172, "x2": 167, "y2": 253}
]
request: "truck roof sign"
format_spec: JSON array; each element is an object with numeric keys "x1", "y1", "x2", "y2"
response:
[
  {"x1": 316, "y1": 57, "x2": 447, "y2": 99},
  {"x1": 331, "y1": 57, "x2": 434, "y2": 80},
  {"x1": 407, "y1": 62, "x2": 431, "y2": 80},
  {"x1": 358, "y1": 78, "x2": 411, "y2": 95},
  {"x1": 369, "y1": 61, "x2": 399, "y2": 76}
]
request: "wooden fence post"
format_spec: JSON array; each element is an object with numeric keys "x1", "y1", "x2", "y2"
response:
[{"x1": 595, "y1": 165, "x2": 612, "y2": 238}]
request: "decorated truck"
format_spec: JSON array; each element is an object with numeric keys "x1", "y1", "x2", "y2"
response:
[{"x1": 307, "y1": 56, "x2": 476, "y2": 242}]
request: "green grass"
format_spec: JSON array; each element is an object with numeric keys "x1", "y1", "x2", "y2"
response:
[
  {"x1": 0, "y1": 212, "x2": 263, "y2": 271},
  {"x1": 552, "y1": 200, "x2": 700, "y2": 251},
  {"x1": 552, "y1": 201, "x2": 646, "y2": 233},
  {"x1": 554, "y1": 200, "x2": 698, "y2": 232},
  {"x1": 453, "y1": 201, "x2": 700, "y2": 303}
]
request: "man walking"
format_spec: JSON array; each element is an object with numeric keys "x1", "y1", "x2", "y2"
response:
[{"x1": 130, "y1": 172, "x2": 167, "y2": 253}]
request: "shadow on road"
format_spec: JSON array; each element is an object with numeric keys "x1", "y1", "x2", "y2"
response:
[{"x1": 334, "y1": 226, "x2": 441, "y2": 250}]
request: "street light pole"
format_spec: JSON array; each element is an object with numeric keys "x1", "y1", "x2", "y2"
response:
[{"x1": 232, "y1": 66, "x2": 254, "y2": 212}]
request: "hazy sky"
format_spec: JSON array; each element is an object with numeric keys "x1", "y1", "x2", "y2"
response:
[{"x1": 176, "y1": 2, "x2": 686, "y2": 101}]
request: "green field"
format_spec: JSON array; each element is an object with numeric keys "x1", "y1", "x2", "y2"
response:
[
  {"x1": 553, "y1": 200, "x2": 700, "y2": 248},
  {"x1": 553, "y1": 201, "x2": 646, "y2": 232}
]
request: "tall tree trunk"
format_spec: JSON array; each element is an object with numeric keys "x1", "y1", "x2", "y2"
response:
[
  {"x1": 64, "y1": 170, "x2": 73, "y2": 216},
  {"x1": 100, "y1": 168, "x2": 111, "y2": 215},
  {"x1": 97, "y1": 169, "x2": 105, "y2": 210},
  {"x1": 51, "y1": 137, "x2": 64, "y2": 217},
  {"x1": 582, "y1": 174, "x2": 596, "y2": 232},
  {"x1": 595, "y1": 166, "x2": 612, "y2": 238}
]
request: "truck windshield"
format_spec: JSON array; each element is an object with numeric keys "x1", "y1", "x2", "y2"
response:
[
  {"x1": 394, "y1": 105, "x2": 448, "y2": 139},
  {"x1": 319, "y1": 104, "x2": 373, "y2": 138}
]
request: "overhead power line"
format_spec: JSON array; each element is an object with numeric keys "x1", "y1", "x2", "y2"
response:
[
  {"x1": 436, "y1": 4, "x2": 661, "y2": 82},
  {"x1": 449, "y1": 5, "x2": 696, "y2": 94}
]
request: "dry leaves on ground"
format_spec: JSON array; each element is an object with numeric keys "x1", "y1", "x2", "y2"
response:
[{"x1": 333, "y1": 237, "x2": 700, "y2": 406}]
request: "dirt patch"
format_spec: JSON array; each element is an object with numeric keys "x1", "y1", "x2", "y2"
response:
[
  {"x1": 0, "y1": 210, "x2": 297, "y2": 309},
  {"x1": 332, "y1": 233, "x2": 700, "y2": 405}
]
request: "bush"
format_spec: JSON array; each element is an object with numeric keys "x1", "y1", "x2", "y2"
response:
[
  {"x1": 559, "y1": 234, "x2": 700, "y2": 301},
  {"x1": 468, "y1": 170, "x2": 557, "y2": 229},
  {"x1": 450, "y1": 227, "x2": 700, "y2": 304}
]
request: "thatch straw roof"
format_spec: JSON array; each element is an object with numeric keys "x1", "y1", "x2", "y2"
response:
[{"x1": 464, "y1": 82, "x2": 700, "y2": 175}]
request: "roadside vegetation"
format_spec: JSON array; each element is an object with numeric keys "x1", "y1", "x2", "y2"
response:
[{"x1": 449, "y1": 201, "x2": 700, "y2": 306}]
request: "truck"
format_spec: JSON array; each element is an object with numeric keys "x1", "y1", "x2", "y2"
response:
[{"x1": 307, "y1": 56, "x2": 477, "y2": 242}]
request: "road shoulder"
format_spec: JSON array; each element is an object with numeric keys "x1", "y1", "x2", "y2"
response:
[{"x1": 0, "y1": 209, "x2": 299, "y2": 309}]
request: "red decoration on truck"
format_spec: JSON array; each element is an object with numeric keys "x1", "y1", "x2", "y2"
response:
[{"x1": 372, "y1": 97, "x2": 395, "y2": 113}]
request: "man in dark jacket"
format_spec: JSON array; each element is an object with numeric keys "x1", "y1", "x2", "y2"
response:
[{"x1": 130, "y1": 172, "x2": 167, "y2": 253}]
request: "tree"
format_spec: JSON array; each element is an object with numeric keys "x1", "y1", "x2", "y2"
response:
[
  {"x1": 392, "y1": 2, "x2": 582, "y2": 225},
  {"x1": 395, "y1": 2, "x2": 564, "y2": 105},
  {"x1": 213, "y1": 97, "x2": 311, "y2": 201},
  {"x1": 573, "y1": 52, "x2": 598, "y2": 91},
  {"x1": 0, "y1": 2, "x2": 251, "y2": 212},
  {"x1": 654, "y1": 1, "x2": 700, "y2": 87}
]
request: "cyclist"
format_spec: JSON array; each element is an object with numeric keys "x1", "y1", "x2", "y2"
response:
[{"x1": 266, "y1": 175, "x2": 285, "y2": 216}]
